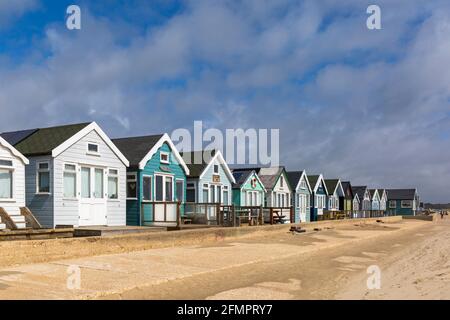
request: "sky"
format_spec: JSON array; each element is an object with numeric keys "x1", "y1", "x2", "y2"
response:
[{"x1": 0, "y1": 0, "x2": 449, "y2": 202}]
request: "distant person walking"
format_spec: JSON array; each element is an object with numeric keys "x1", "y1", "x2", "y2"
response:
[{"x1": 440, "y1": 210, "x2": 445, "y2": 219}]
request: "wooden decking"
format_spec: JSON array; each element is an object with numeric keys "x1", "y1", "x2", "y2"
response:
[{"x1": 0, "y1": 228, "x2": 74, "y2": 241}]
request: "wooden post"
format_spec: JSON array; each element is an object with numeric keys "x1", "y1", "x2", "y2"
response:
[
  {"x1": 164, "y1": 202, "x2": 167, "y2": 222},
  {"x1": 152, "y1": 202, "x2": 156, "y2": 222},
  {"x1": 141, "y1": 202, "x2": 144, "y2": 226},
  {"x1": 232, "y1": 206, "x2": 236, "y2": 227},
  {"x1": 177, "y1": 202, "x2": 181, "y2": 228},
  {"x1": 270, "y1": 208, "x2": 274, "y2": 225},
  {"x1": 217, "y1": 204, "x2": 221, "y2": 225},
  {"x1": 290, "y1": 206, "x2": 294, "y2": 223},
  {"x1": 259, "y1": 205, "x2": 263, "y2": 225}
]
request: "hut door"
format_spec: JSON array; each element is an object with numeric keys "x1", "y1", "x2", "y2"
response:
[{"x1": 79, "y1": 166, "x2": 107, "y2": 226}]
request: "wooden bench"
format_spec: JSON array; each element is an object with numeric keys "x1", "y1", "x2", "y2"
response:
[{"x1": 182, "y1": 217, "x2": 193, "y2": 224}]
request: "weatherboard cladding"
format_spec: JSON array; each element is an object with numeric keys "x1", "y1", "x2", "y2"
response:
[
  {"x1": 113, "y1": 136, "x2": 186, "y2": 225},
  {"x1": 286, "y1": 171, "x2": 310, "y2": 223},
  {"x1": 54, "y1": 130, "x2": 127, "y2": 227}
]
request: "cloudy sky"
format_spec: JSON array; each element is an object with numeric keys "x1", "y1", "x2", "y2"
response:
[{"x1": 0, "y1": 0, "x2": 449, "y2": 202}]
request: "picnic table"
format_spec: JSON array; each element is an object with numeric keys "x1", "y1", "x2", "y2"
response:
[{"x1": 272, "y1": 209, "x2": 286, "y2": 224}]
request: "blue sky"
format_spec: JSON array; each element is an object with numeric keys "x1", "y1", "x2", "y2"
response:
[{"x1": 1, "y1": 0, "x2": 450, "y2": 202}]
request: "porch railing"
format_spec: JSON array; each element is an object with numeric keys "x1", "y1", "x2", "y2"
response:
[
  {"x1": 183, "y1": 203, "x2": 234, "y2": 226},
  {"x1": 233, "y1": 206, "x2": 264, "y2": 226},
  {"x1": 141, "y1": 201, "x2": 181, "y2": 226},
  {"x1": 263, "y1": 207, "x2": 294, "y2": 224}
]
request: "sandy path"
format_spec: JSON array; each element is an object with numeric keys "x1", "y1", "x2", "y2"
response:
[
  {"x1": 105, "y1": 219, "x2": 435, "y2": 300},
  {"x1": 0, "y1": 218, "x2": 441, "y2": 299}
]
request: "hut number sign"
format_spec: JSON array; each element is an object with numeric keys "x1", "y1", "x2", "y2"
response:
[{"x1": 212, "y1": 175, "x2": 221, "y2": 183}]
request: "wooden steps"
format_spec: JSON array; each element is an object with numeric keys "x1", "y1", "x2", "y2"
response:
[{"x1": 0, "y1": 207, "x2": 42, "y2": 230}]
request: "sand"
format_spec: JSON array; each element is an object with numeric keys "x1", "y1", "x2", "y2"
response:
[{"x1": 0, "y1": 216, "x2": 448, "y2": 299}]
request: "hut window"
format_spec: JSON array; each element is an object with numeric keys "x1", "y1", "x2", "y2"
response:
[
  {"x1": 160, "y1": 152, "x2": 170, "y2": 164},
  {"x1": 165, "y1": 176, "x2": 173, "y2": 201},
  {"x1": 87, "y1": 143, "x2": 99, "y2": 154},
  {"x1": 0, "y1": 160, "x2": 13, "y2": 167},
  {"x1": 280, "y1": 176, "x2": 284, "y2": 187},
  {"x1": 63, "y1": 164, "x2": 77, "y2": 198},
  {"x1": 202, "y1": 184, "x2": 209, "y2": 203},
  {"x1": 155, "y1": 175, "x2": 174, "y2": 201},
  {"x1": 223, "y1": 186, "x2": 229, "y2": 205},
  {"x1": 126, "y1": 173, "x2": 137, "y2": 199},
  {"x1": 186, "y1": 183, "x2": 196, "y2": 202},
  {"x1": 300, "y1": 179, "x2": 307, "y2": 189},
  {"x1": 37, "y1": 162, "x2": 50, "y2": 194},
  {"x1": 401, "y1": 200, "x2": 412, "y2": 208},
  {"x1": 108, "y1": 169, "x2": 119, "y2": 199},
  {"x1": 0, "y1": 169, "x2": 12, "y2": 199},
  {"x1": 155, "y1": 175, "x2": 163, "y2": 201},
  {"x1": 389, "y1": 200, "x2": 396, "y2": 208},
  {"x1": 176, "y1": 180, "x2": 184, "y2": 202},
  {"x1": 213, "y1": 164, "x2": 219, "y2": 174},
  {"x1": 142, "y1": 176, "x2": 152, "y2": 201}
]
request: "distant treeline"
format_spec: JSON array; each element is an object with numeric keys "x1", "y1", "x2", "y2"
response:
[{"x1": 424, "y1": 203, "x2": 450, "y2": 209}]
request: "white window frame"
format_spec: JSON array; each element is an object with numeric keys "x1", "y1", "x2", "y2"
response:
[
  {"x1": 300, "y1": 179, "x2": 307, "y2": 189},
  {"x1": 186, "y1": 182, "x2": 197, "y2": 203},
  {"x1": 401, "y1": 200, "x2": 412, "y2": 208},
  {"x1": 175, "y1": 179, "x2": 184, "y2": 202},
  {"x1": 0, "y1": 158, "x2": 14, "y2": 201},
  {"x1": 317, "y1": 194, "x2": 326, "y2": 209},
  {"x1": 389, "y1": 200, "x2": 396, "y2": 208},
  {"x1": 142, "y1": 175, "x2": 152, "y2": 202},
  {"x1": 107, "y1": 168, "x2": 119, "y2": 201},
  {"x1": 36, "y1": 161, "x2": 51, "y2": 194},
  {"x1": 154, "y1": 173, "x2": 174, "y2": 202},
  {"x1": 160, "y1": 152, "x2": 170, "y2": 164},
  {"x1": 246, "y1": 190, "x2": 260, "y2": 206},
  {"x1": 126, "y1": 172, "x2": 138, "y2": 200},
  {"x1": 202, "y1": 183, "x2": 209, "y2": 203},
  {"x1": 223, "y1": 185, "x2": 229, "y2": 205},
  {"x1": 63, "y1": 163, "x2": 78, "y2": 200},
  {"x1": 86, "y1": 142, "x2": 100, "y2": 156}
]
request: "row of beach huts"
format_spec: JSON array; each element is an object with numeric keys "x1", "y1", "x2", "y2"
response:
[{"x1": 0, "y1": 122, "x2": 420, "y2": 230}]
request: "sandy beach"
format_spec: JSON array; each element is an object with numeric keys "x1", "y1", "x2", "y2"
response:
[{"x1": 0, "y1": 216, "x2": 448, "y2": 299}]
